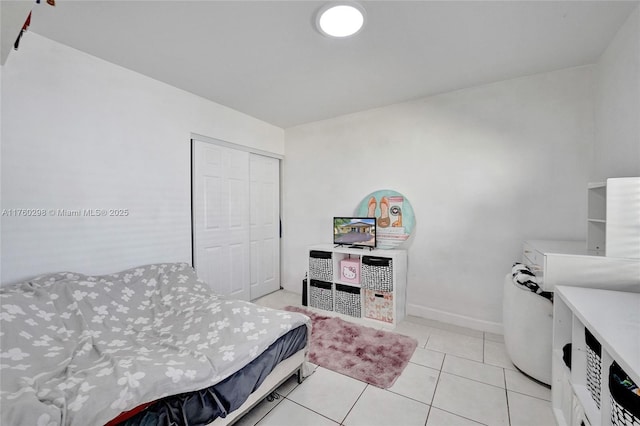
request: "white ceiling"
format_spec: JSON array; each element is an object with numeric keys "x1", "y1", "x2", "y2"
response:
[{"x1": 29, "y1": 1, "x2": 639, "y2": 128}]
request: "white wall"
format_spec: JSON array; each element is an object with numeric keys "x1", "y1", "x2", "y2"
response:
[
  {"x1": 593, "y1": 5, "x2": 640, "y2": 181},
  {"x1": 283, "y1": 66, "x2": 594, "y2": 332},
  {"x1": 0, "y1": 55, "x2": 3, "y2": 282},
  {"x1": 1, "y1": 33, "x2": 284, "y2": 285}
]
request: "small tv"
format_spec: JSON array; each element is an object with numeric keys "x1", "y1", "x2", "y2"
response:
[{"x1": 333, "y1": 217, "x2": 376, "y2": 249}]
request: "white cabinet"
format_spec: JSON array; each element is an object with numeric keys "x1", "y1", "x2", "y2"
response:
[
  {"x1": 552, "y1": 286, "x2": 640, "y2": 426},
  {"x1": 587, "y1": 182, "x2": 607, "y2": 255},
  {"x1": 606, "y1": 177, "x2": 640, "y2": 259},
  {"x1": 587, "y1": 177, "x2": 640, "y2": 258},
  {"x1": 306, "y1": 244, "x2": 407, "y2": 327},
  {"x1": 522, "y1": 240, "x2": 640, "y2": 293},
  {"x1": 522, "y1": 178, "x2": 640, "y2": 291},
  {"x1": 522, "y1": 240, "x2": 588, "y2": 290},
  {"x1": 519, "y1": 240, "x2": 638, "y2": 293}
]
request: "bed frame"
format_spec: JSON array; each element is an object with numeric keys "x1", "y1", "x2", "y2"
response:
[{"x1": 208, "y1": 348, "x2": 307, "y2": 426}]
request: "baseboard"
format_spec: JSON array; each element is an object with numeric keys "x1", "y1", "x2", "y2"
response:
[
  {"x1": 407, "y1": 303, "x2": 503, "y2": 335},
  {"x1": 274, "y1": 288, "x2": 504, "y2": 335}
]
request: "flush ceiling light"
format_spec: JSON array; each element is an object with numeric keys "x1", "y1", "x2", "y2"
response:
[{"x1": 316, "y1": 3, "x2": 365, "y2": 38}]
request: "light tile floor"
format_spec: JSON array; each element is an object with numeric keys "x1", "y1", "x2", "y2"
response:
[{"x1": 238, "y1": 290, "x2": 554, "y2": 426}]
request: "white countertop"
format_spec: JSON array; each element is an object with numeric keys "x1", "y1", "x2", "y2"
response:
[{"x1": 556, "y1": 285, "x2": 640, "y2": 383}]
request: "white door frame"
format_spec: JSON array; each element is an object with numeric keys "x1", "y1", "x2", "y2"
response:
[{"x1": 191, "y1": 133, "x2": 284, "y2": 160}]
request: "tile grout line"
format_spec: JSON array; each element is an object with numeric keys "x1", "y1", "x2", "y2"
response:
[
  {"x1": 429, "y1": 359, "x2": 492, "y2": 426},
  {"x1": 439, "y1": 370, "x2": 506, "y2": 391},
  {"x1": 284, "y1": 397, "x2": 343, "y2": 425},
  {"x1": 250, "y1": 396, "x2": 284, "y2": 426},
  {"x1": 503, "y1": 368, "x2": 512, "y2": 426},
  {"x1": 423, "y1": 405, "x2": 432, "y2": 426},
  {"x1": 338, "y1": 383, "x2": 368, "y2": 425},
  {"x1": 507, "y1": 388, "x2": 552, "y2": 403},
  {"x1": 429, "y1": 407, "x2": 492, "y2": 426},
  {"x1": 423, "y1": 365, "x2": 442, "y2": 426},
  {"x1": 251, "y1": 375, "x2": 300, "y2": 426},
  {"x1": 384, "y1": 388, "x2": 434, "y2": 407}
]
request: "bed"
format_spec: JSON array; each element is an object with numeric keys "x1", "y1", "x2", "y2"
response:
[{"x1": 0, "y1": 263, "x2": 311, "y2": 425}]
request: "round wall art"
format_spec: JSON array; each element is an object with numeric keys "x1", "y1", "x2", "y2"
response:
[{"x1": 355, "y1": 189, "x2": 415, "y2": 249}]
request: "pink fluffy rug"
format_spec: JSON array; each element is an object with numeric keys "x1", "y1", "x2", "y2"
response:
[{"x1": 285, "y1": 306, "x2": 417, "y2": 388}]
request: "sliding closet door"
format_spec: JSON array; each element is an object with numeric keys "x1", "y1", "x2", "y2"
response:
[
  {"x1": 193, "y1": 140, "x2": 250, "y2": 300},
  {"x1": 249, "y1": 154, "x2": 280, "y2": 299}
]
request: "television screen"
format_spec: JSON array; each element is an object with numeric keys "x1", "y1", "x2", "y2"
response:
[{"x1": 333, "y1": 217, "x2": 376, "y2": 248}]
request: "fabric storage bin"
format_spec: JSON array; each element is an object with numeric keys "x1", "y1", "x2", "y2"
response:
[
  {"x1": 309, "y1": 250, "x2": 333, "y2": 282},
  {"x1": 361, "y1": 256, "x2": 393, "y2": 292},
  {"x1": 335, "y1": 284, "x2": 361, "y2": 317},
  {"x1": 585, "y1": 328, "x2": 602, "y2": 409},
  {"x1": 609, "y1": 361, "x2": 640, "y2": 426},
  {"x1": 309, "y1": 279, "x2": 333, "y2": 311},
  {"x1": 363, "y1": 289, "x2": 393, "y2": 323},
  {"x1": 340, "y1": 258, "x2": 360, "y2": 284}
]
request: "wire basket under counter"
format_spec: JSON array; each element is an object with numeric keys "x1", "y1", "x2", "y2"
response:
[
  {"x1": 609, "y1": 361, "x2": 640, "y2": 426},
  {"x1": 585, "y1": 327, "x2": 602, "y2": 409}
]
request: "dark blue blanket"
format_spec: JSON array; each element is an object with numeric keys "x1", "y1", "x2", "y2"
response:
[{"x1": 119, "y1": 325, "x2": 307, "y2": 426}]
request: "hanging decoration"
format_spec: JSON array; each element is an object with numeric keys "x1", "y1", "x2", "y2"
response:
[
  {"x1": 13, "y1": 0, "x2": 55, "y2": 52},
  {"x1": 13, "y1": 12, "x2": 31, "y2": 51}
]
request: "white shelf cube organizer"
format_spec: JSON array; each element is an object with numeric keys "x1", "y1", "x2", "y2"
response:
[
  {"x1": 307, "y1": 244, "x2": 407, "y2": 327},
  {"x1": 551, "y1": 177, "x2": 640, "y2": 426},
  {"x1": 552, "y1": 286, "x2": 640, "y2": 426},
  {"x1": 587, "y1": 177, "x2": 640, "y2": 258}
]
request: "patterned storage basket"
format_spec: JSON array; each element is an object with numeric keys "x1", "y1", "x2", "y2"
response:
[
  {"x1": 609, "y1": 362, "x2": 640, "y2": 426},
  {"x1": 309, "y1": 279, "x2": 333, "y2": 311},
  {"x1": 363, "y1": 289, "x2": 393, "y2": 323},
  {"x1": 361, "y1": 256, "x2": 393, "y2": 292},
  {"x1": 309, "y1": 250, "x2": 333, "y2": 282},
  {"x1": 585, "y1": 328, "x2": 602, "y2": 409},
  {"x1": 335, "y1": 284, "x2": 361, "y2": 317}
]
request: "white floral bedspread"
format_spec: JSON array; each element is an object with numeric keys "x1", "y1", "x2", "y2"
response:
[{"x1": 0, "y1": 263, "x2": 309, "y2": 425}]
